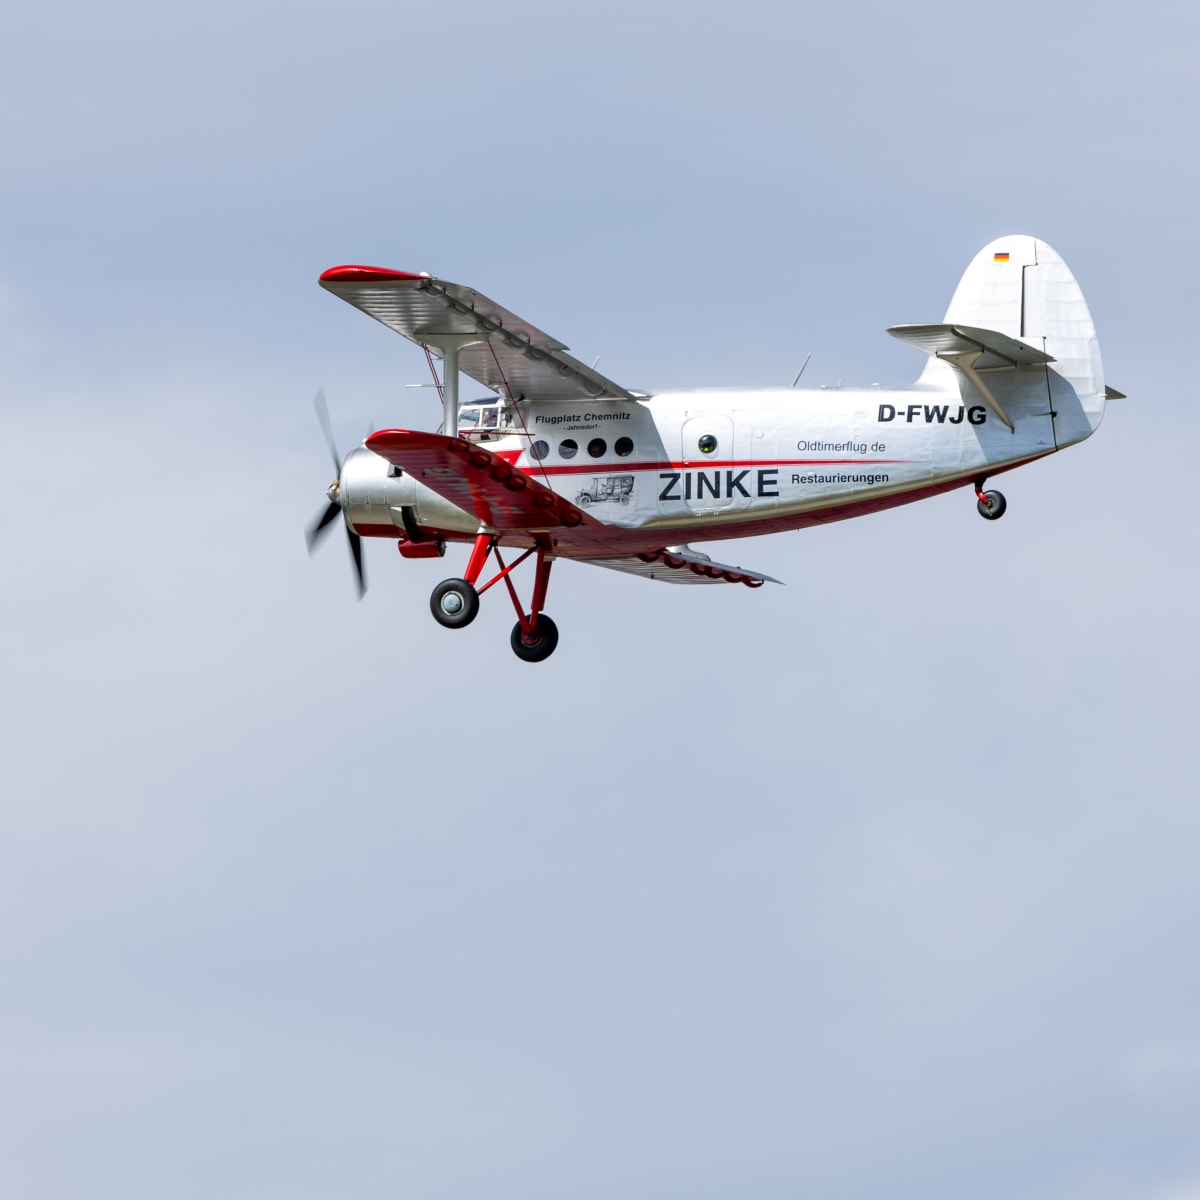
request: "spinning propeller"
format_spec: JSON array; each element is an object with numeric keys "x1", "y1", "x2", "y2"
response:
[{"x1": 305, "y1": 388, "x2": 365, "y2": 598}]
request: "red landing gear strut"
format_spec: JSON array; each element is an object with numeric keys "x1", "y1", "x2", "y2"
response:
[
  {"x1": 973, "y1": 477, "x2": 1007, "y2": 521},
  {"x1": 428, "y1": 533, "x2": 560, "y2": 662}
]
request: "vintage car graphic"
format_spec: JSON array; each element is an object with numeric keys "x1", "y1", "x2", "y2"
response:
[{"x1": 575, "y1": 475, "x2": 634, "y2": 506}]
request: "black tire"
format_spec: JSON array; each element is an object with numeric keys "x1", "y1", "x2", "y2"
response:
[
  {"x1": 510, "y1": 615, "x2": 559, "y2": 662},
  {"x1": 977, "y1": 490, "x2": 1007, "y2": 520},
  {"x1": 430, "y1": 578, "x2": 479, "y2": 628}
]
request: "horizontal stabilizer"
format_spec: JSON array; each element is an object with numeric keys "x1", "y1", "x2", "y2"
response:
[
  {"x1": 887, "y1": 324, "x2": 1055, "y2": 369},
  {"x1": 366, "y1": 430, "x2": 597, "y2": 532},
  {"x1": 579, "y1": 547, "x2": 780, "y2": 587},
  {"x1": 887, "y1": 322, "x2": 1055, "y2": 433},
  {"x1": 1106, "y1": 385, "x2": 1127, "y2": 400}
]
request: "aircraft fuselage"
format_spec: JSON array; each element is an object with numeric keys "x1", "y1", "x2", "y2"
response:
[{"x1": 340, "y1": 369, "x2": 1089, "y2": 552}]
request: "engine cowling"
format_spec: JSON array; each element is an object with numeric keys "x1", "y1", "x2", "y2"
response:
[{"x1": 338, "y1": 443, "x2": 477, "y2": 541}]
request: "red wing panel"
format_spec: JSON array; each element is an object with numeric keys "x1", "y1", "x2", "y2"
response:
[{"x1": 365, "y1": 430, "x2": 599, "y2": 532}]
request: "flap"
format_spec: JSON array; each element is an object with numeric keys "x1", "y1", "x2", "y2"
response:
[
  {"x1": 365, "y1": 429, "x2": 598, "y2": 532},
  {"x1": 321, "y1": 266, "x2": 636, "y2": 404},
  {"x1": 887, "y1": 323, "x2": 1055, "y2": 369}
]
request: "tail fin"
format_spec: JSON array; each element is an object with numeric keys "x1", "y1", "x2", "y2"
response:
[{"x1": 918, "y1": 235, "x2": 1109, "y2": 445}]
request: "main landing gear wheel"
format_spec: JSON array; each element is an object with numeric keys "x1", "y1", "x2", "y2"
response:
[
  {"x1": 511, "y1": 615, "x2": 559, "y2": 663},
  {"x1": 430, "y1": 578, "x2": 480, "y2": 628},
  {"x1": 977, "y1": 489, "x2": 1007, "y2": 521}
]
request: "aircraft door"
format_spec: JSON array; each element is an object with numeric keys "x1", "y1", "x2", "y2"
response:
[{"x1": 680, "y1": 415, "x2": 749, "y2": 513}]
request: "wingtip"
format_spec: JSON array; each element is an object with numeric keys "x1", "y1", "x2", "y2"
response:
[{"x1": 319, "y1": 265, "x2": 427, "y2": 284}]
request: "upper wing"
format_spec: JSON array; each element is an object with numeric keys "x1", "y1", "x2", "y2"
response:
[
  {"x1": 577, "y1": 547, "x2": 781, "y2": 587},
  {"x1": 366, "y1": 429, "x2": 598, "y2": 532},
  {"x1": 321, "y1": 265, "x2": 635, "y2": 404}
]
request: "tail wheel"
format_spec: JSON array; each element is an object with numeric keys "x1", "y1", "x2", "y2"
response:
[
  {"x1": 430, "y1": 578, "x2": 480, "y2": 628},
  {"x1": 977, "y1": 489, "x2": 1007, "y2": 520},
  {"x1": 511, "y1": 615, "x2": 559, "y2": 663}
]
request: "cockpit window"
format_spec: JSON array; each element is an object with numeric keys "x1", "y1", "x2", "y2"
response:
[{"x1": 459, "y1": 402, "x2": 501, "y2": 430}]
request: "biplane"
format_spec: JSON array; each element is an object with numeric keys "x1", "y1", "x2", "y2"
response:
[{"x1": 307, "y1": 235, "x2": 1121, "y2": 662}]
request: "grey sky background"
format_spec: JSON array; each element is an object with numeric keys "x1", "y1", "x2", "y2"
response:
[{"x1": 3, "y1": 1, "x2": 1198, "y2": 1197}]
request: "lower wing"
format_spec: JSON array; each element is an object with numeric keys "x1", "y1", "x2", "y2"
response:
[{"x1": 576, "y1": 547, "x2": 780, "y2": 587}]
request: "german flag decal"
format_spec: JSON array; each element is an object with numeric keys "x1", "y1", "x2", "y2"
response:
[{"x1": 994, "y1": 252, "x2": 1011, "y2": 263}]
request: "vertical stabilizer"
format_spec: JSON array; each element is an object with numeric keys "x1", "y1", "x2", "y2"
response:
[{"x1": 926, "y1": 235, "x2": 1106, "y2": 447}]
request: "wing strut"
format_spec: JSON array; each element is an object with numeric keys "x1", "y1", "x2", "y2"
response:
[
  {"x1": 940, "y1": 349, "x2": 1015, "y2": 433},
  {"x1": 424, "y1": 333, "x2": 484, "y2": 435}
]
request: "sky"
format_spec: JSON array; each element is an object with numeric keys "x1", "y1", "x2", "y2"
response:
[{"x1": 2, "y1": 1, "x2": 1199, "y2": 1197}]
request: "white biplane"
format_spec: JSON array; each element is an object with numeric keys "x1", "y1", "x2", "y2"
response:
[{"x1": 308, "y1": 235, "x2": 1121, "y2": 662}]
